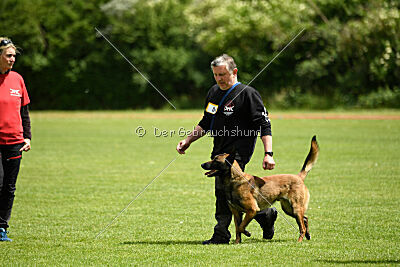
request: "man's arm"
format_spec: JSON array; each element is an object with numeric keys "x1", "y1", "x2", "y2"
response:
[
  {"x1": 245, "y1": 88, "x2": 275, "y2": 170},
  {"x1": 176, "y1": 125, "x2": 206, "y2": 154},
  {"x1": 261, "y1": 135, "x2": 275, "y2": 170}
]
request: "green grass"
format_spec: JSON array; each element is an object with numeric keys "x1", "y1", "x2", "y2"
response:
[{"x1": 2, "y1": 110, "x2": 400, "y2": 266}]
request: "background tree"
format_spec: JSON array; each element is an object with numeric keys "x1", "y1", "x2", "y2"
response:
[{"x1": 1, "y1": 0, "x2": 398, "y2": 109}]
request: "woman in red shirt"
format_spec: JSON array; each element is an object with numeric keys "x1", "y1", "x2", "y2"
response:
[{"x1": 0, "y1": 38, "x2": 31, "y2": 242}]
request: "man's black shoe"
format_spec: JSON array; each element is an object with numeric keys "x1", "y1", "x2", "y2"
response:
[
  {"x1": 254, "y1": 207, "x2": 278, "y2": 240},
  {"x1": 202, "y1": 237, "x2": 229, "y2": 245}
]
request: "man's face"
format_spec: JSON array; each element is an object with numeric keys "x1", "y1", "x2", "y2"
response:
[
  {"x1": 212, "y1": 65, "x2": 237, "y2": 90},
  {"x1": 0, "y1": 47, "x2": 16, "y2": 72}
]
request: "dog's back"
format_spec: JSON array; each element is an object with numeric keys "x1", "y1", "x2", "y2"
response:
[{"x1": 253, "y1": 136, "x2": 319, "y2": 213}]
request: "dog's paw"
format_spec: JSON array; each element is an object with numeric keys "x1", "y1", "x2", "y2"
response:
[
  {"x1": 305, "y1": 232, "x2": 311, "y2": 240},
  {"x1": 243, "y1": 230, "x2": 251, "y2": 237}
]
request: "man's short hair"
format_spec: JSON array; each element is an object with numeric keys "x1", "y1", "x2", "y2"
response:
[{"x1": 211, "y1": 54, "x2": 237, "y2": 74}]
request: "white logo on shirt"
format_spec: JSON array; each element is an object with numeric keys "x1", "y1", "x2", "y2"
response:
[
  {"x1": 10, "y1": 88, "x2": 22, "y2": 97},
  {"x1": 262, "y1": 107, "x2": 270, "y2": 122},
  {"x1": 223, "y1": 100, "x2": 234, "y2": 116}
]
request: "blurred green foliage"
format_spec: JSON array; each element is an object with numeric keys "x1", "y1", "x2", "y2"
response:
[{"x1": 1, "y1": 0, "x2": 399, "y2": 109}]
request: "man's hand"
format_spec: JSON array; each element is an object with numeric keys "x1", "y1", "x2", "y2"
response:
[
  {"x1": 176, "y1": 139, "x2": 190, "y2": 154},
  {"x1": 176, "y1": 125, "x2": 205, "y2": 155},
  {"x1": 263, "y1": 155, "x2": 275, "y2": 170},
  {"x1": 20, "y1": 138, "x2": 31, "y2": 152}
]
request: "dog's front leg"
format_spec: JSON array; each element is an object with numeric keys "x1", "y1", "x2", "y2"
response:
[
  {"x1": 238, "y1": 209, "x2": 257, "y2": 237},
  {"x1": 231, "y1": 209, "x2": 243, "y2": 244}
]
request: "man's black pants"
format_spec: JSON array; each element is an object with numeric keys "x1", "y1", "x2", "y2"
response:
[
  {"x1": 0, "y1": 143, "x2": 23, "y2": 230},
  {"x1": 212, "y1": 160, "x2": 275, "y2": 241}
]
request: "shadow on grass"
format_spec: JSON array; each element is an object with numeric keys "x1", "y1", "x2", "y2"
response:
[
  {"x1": 121, "y1": 238, "x2": 291, "y2": 246},
  {"x1": 244, "y1": 238, "x2": 292, "y2": 244},
  {"x1": 315, "y1": 259, "x2": 399, "y2": 265},
  {"x1": 122, "y1": 240, "x2": 204, "y2": 245}
]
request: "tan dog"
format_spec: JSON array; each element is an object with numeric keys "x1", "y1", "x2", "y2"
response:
[{"x1": 201, "y1": 136, "x2": 319, "y2": 244}]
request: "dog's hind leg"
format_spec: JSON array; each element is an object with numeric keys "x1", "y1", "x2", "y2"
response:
[
  {"x1": 281, "y1": 200, "x2": 308, "y2": 242},
  {"x1": 295, "y1": 210, "x2": 307, "y2": 242},
  {"x1": 303, "y1": 189, "x2": 311, "y2": 240},
  {"x1": 304, "y1": 216, "x2": 310, "y2": 240},
  {"x1": 280, "y1": 199, "x2": 295, "y2": 218}
]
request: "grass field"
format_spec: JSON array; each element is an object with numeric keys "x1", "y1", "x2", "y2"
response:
[{"x1": 2, "y1": 110, "x2": 400, "y2": 266}]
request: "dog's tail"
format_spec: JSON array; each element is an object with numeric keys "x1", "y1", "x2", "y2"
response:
[{"x1": 299, "y1": 135, "x2": 319, "y2": 180}]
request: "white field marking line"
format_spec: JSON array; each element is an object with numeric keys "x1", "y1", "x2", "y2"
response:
[
  {"x1": 230, "y1": 28, "x2": 305, "y2": 103},
  {"x1": 95, "y1": 155, "x2": 178, "y2": 239},
  {"x1": 224, "y1": 159, "x2": 298, "y2": 232},
  {"x1": 94, "y1": 27, "x2": 177, "y2": 110}
]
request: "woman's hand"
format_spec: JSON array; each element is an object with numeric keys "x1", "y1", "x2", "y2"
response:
[{"x1": 20, "y1": 139, "x2": 31, "y2": 152}]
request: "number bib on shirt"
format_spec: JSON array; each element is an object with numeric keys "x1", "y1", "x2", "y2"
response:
[{"x1": 205, "y1": 102, "x2": 218, "y2": 114}]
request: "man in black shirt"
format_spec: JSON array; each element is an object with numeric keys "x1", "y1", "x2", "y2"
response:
[{"x1": 176, "y1": 54, "x2": 277, "y2": 244}]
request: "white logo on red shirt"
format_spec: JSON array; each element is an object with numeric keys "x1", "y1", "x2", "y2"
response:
[{"x1": 10, "y1": 88, "x2": 22, "y2": 97}]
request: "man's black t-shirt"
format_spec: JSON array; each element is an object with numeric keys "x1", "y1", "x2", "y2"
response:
[{"x1": 198, "y1": 83, "x2": 271, "y2": 162}]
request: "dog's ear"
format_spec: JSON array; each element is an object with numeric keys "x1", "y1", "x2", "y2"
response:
[
  {"x1": 224, "y1": 145, "x2": 236, "y2": 165},
  {"x1": 253, "y1": 176, "x2": 266, "y2": 187},
  {"x1": 225, "y1": 152, "x2": 236, "y2": 167}
]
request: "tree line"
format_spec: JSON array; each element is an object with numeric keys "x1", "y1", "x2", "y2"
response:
[{"x1": 1, "y1": 0, "x2": 399, "y2": 110}]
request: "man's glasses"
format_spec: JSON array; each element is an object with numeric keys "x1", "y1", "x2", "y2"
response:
[{"x1": 0, "y1": 39, "x2": 13, "y2": 47}]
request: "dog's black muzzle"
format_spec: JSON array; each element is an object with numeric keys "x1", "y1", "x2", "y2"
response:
[
  {"x1": 201, "y1": 161, "x2": 220, "y2": 177},
  {"x1": 201, "y1": 162, "x2": 212, "y2": 170}
]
